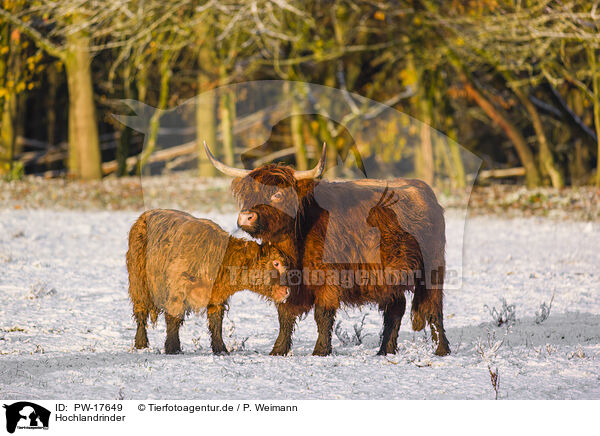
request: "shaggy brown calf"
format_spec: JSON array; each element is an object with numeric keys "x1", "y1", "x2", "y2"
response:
[
  {"x1": 205, "y1": 143, "x2": 449, "y2": 357},
  {"x1": 127, "y1": 209, "x2": 291, "y2": 354}
]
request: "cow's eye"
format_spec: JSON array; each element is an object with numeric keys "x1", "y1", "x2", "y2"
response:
[
  {"x1": 270, "y1": 191, "x2": 283, "y2": 202},
  {"x1": 272, "y1": 260, "x2": 280, "y2": 268}
]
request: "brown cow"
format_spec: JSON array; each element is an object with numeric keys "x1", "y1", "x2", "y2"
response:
[
  {"x1": 127, "y1": 209, "x2": 291, "y2": 354},
  {"x1": 205, "y1": 143, "x2": 450, "y2": 357}
]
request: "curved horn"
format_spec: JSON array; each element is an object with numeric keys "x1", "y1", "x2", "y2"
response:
[
  {"x1": 203, "y1": 141, "x2": 251, "y2": 178},
  {"x1": 294, "y1": 142, "x2": 327, "y2": 180}
]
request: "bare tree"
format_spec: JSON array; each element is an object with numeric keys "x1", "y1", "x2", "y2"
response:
[{"x1": 0, "y1": 1, "x2": 135, "y2": 179}]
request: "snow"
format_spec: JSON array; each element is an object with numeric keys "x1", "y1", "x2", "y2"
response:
[{"x1": 0, "y1": 209, "x2": 599, "y2": 399}]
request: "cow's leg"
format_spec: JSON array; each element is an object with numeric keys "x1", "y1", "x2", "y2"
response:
[
  {"x1": 313, "y1": 305, "x2": 336, "y2": 356},
  {"x1": 411, "y1": 282, "x2": 427, "y2": 331},
  {"x1": 134, "y1": 309, "x2": 149, "y2": 349},
  {"x1": 164, "y1": 313, "x2": 183, "y2": 354},
  {"x1": 270, "y1": 304, "x2": 296, "y2": 356},
  {"x1": 429, "y1": 264, "x2": 450, "y2": 356},
  {"x1": 207, "y1": 304, "x2": 228, "y2": 355},
  {"x1": 418, "y1": 252, "x2": 450, "y2": 356},
  {"x1": 428, "y1": 292, "x2": 451, "y2": 356},
  {"x1": 377, "y1": 293, "x2": 406, "y2": 355},
  {"x1": 413, "y1": 288, "x2": 450, "y2": 356}
]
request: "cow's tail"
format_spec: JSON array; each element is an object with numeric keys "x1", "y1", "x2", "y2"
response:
[
  {"x1": 411, "y1": 254, "x2": 444, "y2": 332},
  {"x1": 411, "y1": 233, "x2": 451, "y2": 356},
  {"x1": 127, "y1": 212, "x2": 159, "y2": 326}
]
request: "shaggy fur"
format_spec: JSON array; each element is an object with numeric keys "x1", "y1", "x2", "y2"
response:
[
  {"x1": 127, "y1": 209, "x2": 291, "y2": 354},
  {"x1": 230, "y1": 165, "x2": 450, "y2": 356}
]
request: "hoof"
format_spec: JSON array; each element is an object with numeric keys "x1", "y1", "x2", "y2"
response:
[
  {"x1": 135, "y1": 333, "x2": 149, "y2": 349},
  {"x1": 212, "y1": 348, "x2": 230, "y2": 356},
  {"x1": 434, "y1": 345, "x2": 451, "y2": 357},
  {"x1": 269, "y1": 344, "x2": 291, "y2": 356},
  {"x1": 165, "y1": 340, "x2": 182, "y2": 355},
  {"x1": 377, "y1": 347, "x2": 397, "y2": 356},
  {"x1": 312, "y1": 346, "x2": 332, "y2": 356}
]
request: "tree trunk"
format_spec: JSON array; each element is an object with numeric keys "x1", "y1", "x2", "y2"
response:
[
  {"x1": 434, "y1": 133, "x2": 453, "y2": 188},
  {"x1": 196, "y1": 73, "x2": 216, "y2": 177},
  {"x1": 464, "y1": 82, "x2": 541, "y2": 188},
  {"x1": 588, "y1": 45, "x2": 600, "y2": 188},
  {"x1": 291, "y1": 95, "x2": 308, "y2": 171},
  {"x1": 116, "y1": 62, "x2": 133, "y2": 177},
  {"x1": 0, "y1": 23, "x2": 7, "y2": 170},
  {"x1": 406, "y1": 54, "x2": 434, "y2": 185},
  {"x1": 46, "y1": 62, "x2": 58, "y2": 146},
  {"x1": 65, "y1": 22, "x2": 101, "y2": 180},
  {"x1": 136, "y1": 65, "x2": 147, "y2": 105},
  {"x1": 419, "y1": 97, "x2": 434, "y2": 186},
  {"x1": 513, "y1": 87, "x2": 564, "y2": 188},
  {"x1": 67, "y1": 94, "x2": 78, "y2": 176},
  {"x1": 446, "y1": 122, "x2": 466, "y2": 189},
  {"x1": 316, "y1": 115, "x2": 337, "y2": 178},
  {"x1": 321, "y1": 66, "x2": 338, "y2": 178},
  {"x1": 447, "y1": 54, "x2": 541, "y2": 187},
  {"x1": 0, "y1": 24, "x2": 18, "y2": 173},
  {"x1": 284, "y1": 78, "x2": 309, "y2": 170},
  {"x1": 0, "y1": 92, "x2": 16, "y2": 173},
  {"x1": 219, "y1": 67, "x2": 236, "y2": 167},
  {"x1": 138, "y1": 54, "x2": 171, "y2": 174}
]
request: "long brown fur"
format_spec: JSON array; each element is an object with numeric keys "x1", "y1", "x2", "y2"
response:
[
  {"x1": 230, "y1": 164, "x2": 450, "y2": 356},
  {"x1": 126, "y1": 209, "x2": 291, "y2": 354}
]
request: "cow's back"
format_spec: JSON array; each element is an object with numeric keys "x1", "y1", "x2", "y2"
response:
[{"x1": 300, "y1": 178, "x2": 445, "y2": 305}]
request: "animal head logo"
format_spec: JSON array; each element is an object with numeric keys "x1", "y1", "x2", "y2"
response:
[{"x1": 3, "y1": 402, "x2": 50, "y2": 434}]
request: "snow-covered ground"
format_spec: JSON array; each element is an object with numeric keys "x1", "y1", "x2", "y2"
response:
[{"x1": 0, "y1": 209, "x2": 598, "y2": 399}]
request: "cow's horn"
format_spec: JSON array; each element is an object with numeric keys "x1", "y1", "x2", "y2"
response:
[
  {"x1": 294, "y1": 143, "x2": 327, "y2": 180},
  {"x1": 204, "y1": 141, "x2": 251, "y2": 178}
]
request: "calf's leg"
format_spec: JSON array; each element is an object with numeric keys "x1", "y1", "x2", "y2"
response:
[
  {"x1": 134, "y1": 310, "x2": 149, "y2": 349},
  {"x1": 207, "y1": 304, "x2": 228, "y2": 355},
  {"x1": 270, "y1": 304, "x2": 296, "y2": 356},
  {"x1": 164, "y1": 313, "x2": 183, "y2": 354},
  {"x1": 378, "y1": 293, "x2": 406, "y2": 355},
  {"x1": 313, "y1": 305, "x2": 336, "y2": 356}
]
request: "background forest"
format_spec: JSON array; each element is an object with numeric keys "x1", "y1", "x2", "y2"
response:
[
  {"x1": 1, "y1": 0, "x2": 599, "y2": 189},
  {"x1": 2, "y1": 1, "x2": 600, "y2": 404}
]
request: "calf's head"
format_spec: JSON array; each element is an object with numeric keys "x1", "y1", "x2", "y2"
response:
[{"x1": 255, "y1": 243, "x2": 292, "y2": 303}]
